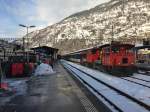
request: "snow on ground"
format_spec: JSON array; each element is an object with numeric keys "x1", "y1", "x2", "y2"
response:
[
  {"x1": 63, "y1": 62, "x2": 149, "y2": 112},
  {"x1": 9, "y1": 79, "x2": 27, "y2": 95},
  {"x1": 62, "y1": 60, "x2": 150, "y2": 106},
  {"x1": 0, "y1": 78, "x2": 28, "y2": 105},
  {"x1": 4, "y1": 78, "x2": 28, "y2": 95},
  {"x1": 34, "y1": 63, "x2": 55, "y2": 76}
]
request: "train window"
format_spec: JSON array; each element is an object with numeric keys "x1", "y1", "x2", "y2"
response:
[
  {"x1": 92, "y1": 48, "x2": 97, "y2": 54},
  {"x1": 74, "y1": 54, "x2": 80, "y2": 59},
  {"x1": 104, "y1": 47, "x2": 110, "y2": 54},
  {"x1": 122, "y1": 58, "x2": 128, "y2": 64},
  {"x1": 82, "y1": 54, "x2": 86, "y2": 58},
  {"x1": 111, "y1": 47, "x2": 119, "y2": 53},
  {"x1": 127, "y1": 49, "x2": 134, "y2": 53}
]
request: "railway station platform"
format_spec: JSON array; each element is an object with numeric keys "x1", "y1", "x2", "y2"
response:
[{"x1": 0, "y1": 62, "x2": 98, "y2": 112}]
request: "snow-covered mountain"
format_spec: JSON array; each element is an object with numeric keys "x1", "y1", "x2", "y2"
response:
[{"x1": 28, "y1": 0, "x2": 150, "y2": 54}]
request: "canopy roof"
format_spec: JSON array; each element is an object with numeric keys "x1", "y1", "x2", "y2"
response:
[{"x1": 31, "y1": 46, "x2": 58, "y2": 55}]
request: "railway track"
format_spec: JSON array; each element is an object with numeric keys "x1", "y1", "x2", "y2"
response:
[
  {"x1": 120, "y1": 73, "x2": 150, "y2": 88},
  {"x1": 130, "y1": 76, "x2": 150, "y2": 82},
  {"x1": 133, "y1": 73, "x2": 150, "y2": 82},
  {"x1": 61, "y1": 60, "x2": 150, "y2": 112},
  {"x1": 120, "y1": 77, "x2": 150, "y2": 89}
]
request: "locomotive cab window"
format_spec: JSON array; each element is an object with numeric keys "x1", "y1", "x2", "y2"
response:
[
  {"x1": 111, "y1": 47, "x2": 120, "y2": 53},
  {"x1": 127, "y1": 49, "x2": 134, "y2": 53},
  {"x1": 104, "y1": 47, "x2": 110, "y2": 55},
  {"x1": 92, "y1": 48, "x2": 97, "y2": 54}
]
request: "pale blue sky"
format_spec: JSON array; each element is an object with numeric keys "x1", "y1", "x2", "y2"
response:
[{"x1": 0, "y1": 0, "x2": 109, "y2": 37}]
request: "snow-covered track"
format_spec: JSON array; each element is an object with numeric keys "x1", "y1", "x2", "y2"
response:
[
  {"x1": 130, "y1": 76, "x2": 150, "y2": 83},
  {"x1": 61, "y1": 60, "x2": 150, "y2": 112},
  {"x1": 121, "y1": 77, "x2": 150, "y2": 88},
  {"x1": 137, "y1": 72, "x2": 150, "y2": 76},
  {"x1": 120, "y1": 74, "x2": 150, "y2": 88},
  {"x1": 133, "y1": 73, "x2": 150, "y2": 82}
]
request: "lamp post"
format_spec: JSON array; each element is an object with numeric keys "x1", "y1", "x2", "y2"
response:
[{"x1": 19, "y1": 24, "x2": 36, "y2": 62}]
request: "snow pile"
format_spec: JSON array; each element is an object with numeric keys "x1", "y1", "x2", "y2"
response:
[{"x1": 34, "y1": 63, "x2": 55, "y2": 76}]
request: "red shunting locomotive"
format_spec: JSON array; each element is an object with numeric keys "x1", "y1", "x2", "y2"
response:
[{"x1": 64, "y1": 42, "x2": 135, "y2": 76}]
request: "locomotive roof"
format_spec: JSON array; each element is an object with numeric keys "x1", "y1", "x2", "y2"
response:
[
  {"x1": 64, "y1": 44, "x2": 112, "y2": 55},
  {"x1": 134, "y1": 45, "x2": 150, "y2": 49},
  {"x1": 64, "y1": 46, "x2": 94, "y2": 55},
  {"x1": 108, "y1": 44, "x2": 134, "y2": 48},
  {"x1": 31, "y1": 46, "x2": 58, "y2": 51},
  {"x1": 64, "y1": 43, "x2": 134, "y2": 55}
]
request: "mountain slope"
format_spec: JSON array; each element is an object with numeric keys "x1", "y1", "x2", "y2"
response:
[{"x1": 28, "y1": 0, "x2": 150, "y2": 54}]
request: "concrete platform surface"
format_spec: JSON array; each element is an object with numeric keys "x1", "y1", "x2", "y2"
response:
[{"x1": 0, "y1": 62, "x2": 98, "y2": 112}]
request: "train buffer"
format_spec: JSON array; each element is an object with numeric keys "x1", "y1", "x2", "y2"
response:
[{"x1": 0, "y1": 62, "x2": 101, "y2": 112}]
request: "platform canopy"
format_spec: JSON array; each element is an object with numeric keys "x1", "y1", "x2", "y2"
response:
[{"x1": 31, "y1": 46, "x2": 58, "y2": 55}]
